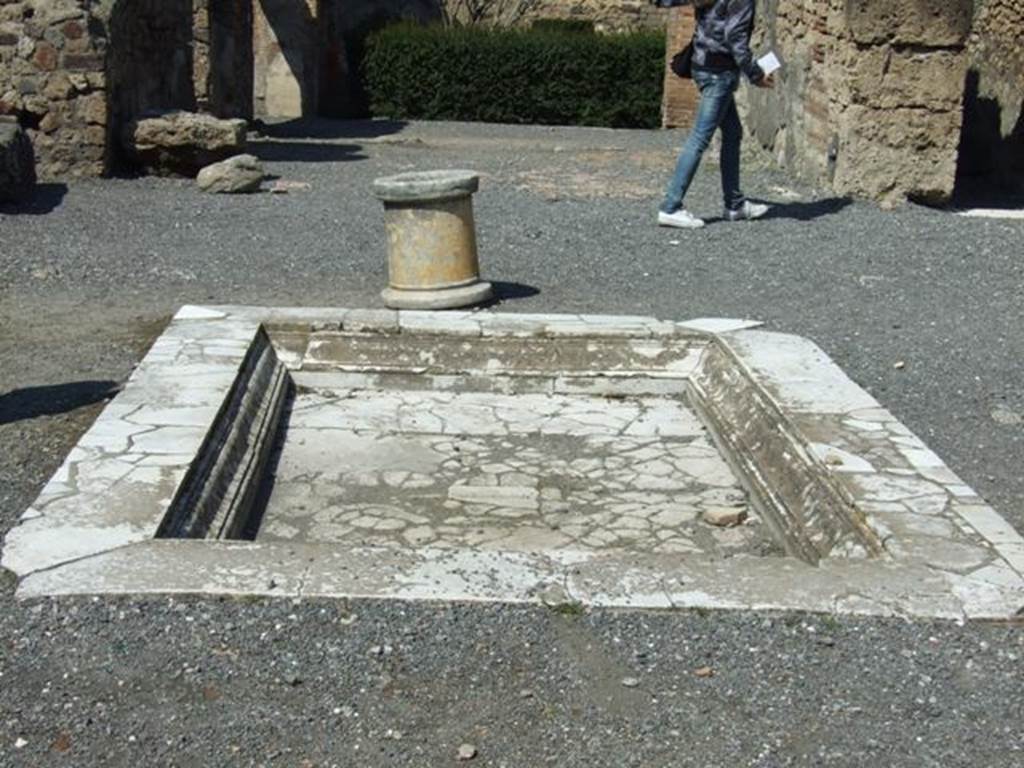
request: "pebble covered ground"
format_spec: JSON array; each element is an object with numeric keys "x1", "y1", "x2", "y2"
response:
[{"x1": 1, "y1": 119, "x2": 1022, "y2": 766}]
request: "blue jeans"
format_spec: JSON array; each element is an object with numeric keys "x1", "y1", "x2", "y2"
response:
[{"x1": 660, "y1": 69, "x2": 745, "y2": 214}]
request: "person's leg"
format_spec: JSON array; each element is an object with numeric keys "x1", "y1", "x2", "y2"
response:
[
  {"x1": 660, "y1": 73, "x2": 734, "y2": 215},
  {"x1": 718, "y1": 85, "x2": 745, "y2": 212},
  {"x1": 719, "y1": 76, "x2": 770, "y2": 221}
]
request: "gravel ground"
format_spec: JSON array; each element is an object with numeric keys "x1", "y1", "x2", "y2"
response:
[{"x1": 1, "y1": 119, "x2": 1022, "y2": 766}]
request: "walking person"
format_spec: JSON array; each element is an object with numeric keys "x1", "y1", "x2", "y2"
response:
[{"x1": 658, "y1": 0, "x2": 774, "y2": 229}]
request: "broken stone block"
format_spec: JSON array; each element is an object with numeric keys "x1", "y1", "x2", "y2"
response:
[
  {"x1": 196, "y1": 154, "x2": 264, "y2": 194},
  {"x1": 0, "y1": 118, "x2": 36, "y2": 203},
  {"x1": 123, "y1": 110, "x2": 247, "y2": 177},
  {"x1": 703, "y1": 507, "x2": 748, "y2": 528}
]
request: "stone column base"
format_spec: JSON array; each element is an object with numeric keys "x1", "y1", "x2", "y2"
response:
[
  {"x1": 374, "y1": 170, "x2": 493, "y2": 311},
  {"x1": 381, "y1": 281, "x2": 494, "y2": 310}
]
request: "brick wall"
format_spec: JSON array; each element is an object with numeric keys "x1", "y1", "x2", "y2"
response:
[{"x1": 661, "y1": 7, "x2": 697, "y2": 128}]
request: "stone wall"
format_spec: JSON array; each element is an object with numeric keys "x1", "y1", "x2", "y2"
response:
[
  {"x1": 730, "y1": 0, "x2": 975, "y2": 207},
  {"x1": 11, "y1": 0, "x2": 1018, "y2": 195},
  {"x1": 206, "y1": 0, "x2": 255, "y2": 119},
  {"x1": 0, "y1": 0, "x2": 109, "y2": 178},
  {"x1": 959, "y1": 0, "x2": 1024, "y2": 193},
  {"x1": 524, "y1": 0, "x2": 664, "y2": 31},
  {"x1": 0, "y1": 0, "x2": 255, "y2": 178},
  {"x1": 433, "y1": 0, "x2": 664, "y2": 31},
  {"x1": 252, "y1": 0, "x2": 320, "y2": 118}
]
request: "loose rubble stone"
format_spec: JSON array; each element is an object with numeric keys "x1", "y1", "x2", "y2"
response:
[
  {"x1": 621, "y1": 677, "x2": 640, "y2": 688},
  {"x1": 197, "y1": 154, "x2": 264, "y2": 194},
  {"x1": 457, "y1": 743, "x2": 477, "y2": 761},
  {"x1": 123, "y1": 111, "x2": 247, "y2": 177},
  {"x1": 0, "y1": 119, "x2": 36, "y2": 203},
  {"x1": 703, "y1": 507, "x2": 748, "y2": 528}
]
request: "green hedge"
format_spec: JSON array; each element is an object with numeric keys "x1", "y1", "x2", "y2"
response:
[
  {"x1": 362, "y1": 23, "x2": 665, "y2": 129},
  {"x1": 530, "y1": 18, "x2": 596, "y2": 34}
]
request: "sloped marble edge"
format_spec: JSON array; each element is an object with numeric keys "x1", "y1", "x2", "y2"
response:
[
  {"x1": 157, "y1": 328, "x2": 289, "y2": 540},
  {"x1": 0, "y1": 308, "x2": 264, "y2": 579},
  {"x1": 690, "y1": 341, "x2": 884, "y2": 565},
  {"x1": 717, "y1": 329, "x2": 1024, "y2": 608}
]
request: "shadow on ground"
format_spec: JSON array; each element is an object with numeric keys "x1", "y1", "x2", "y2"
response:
[
  {"x1": 0, "y1": 381, "x2": 120, "y2": 425},
  {"x1": 486, "y1": 281, "x2": 541, "y2": 306},
  {"x1": 0, "y1": 183, "x2": 68, "y2": 216},
  {"x1": 248, "y1": 117, "x2": 413, "y2": 163},
  {"x1": 253, "y1": 118, "x2": 407, "y2": 141},
  {"x1": 249, "y1": 142, "x2": 367, "y2": 164},
  {"x1": 698, "y1": 197, "x2": 852, "y2": 225},
  {"x1": 761, "y1": 197, "x2": 852, "y2": 222}
]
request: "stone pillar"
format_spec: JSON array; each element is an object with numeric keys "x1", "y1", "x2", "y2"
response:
[
  {"x1": 836, "y1": 0, "x2": 973, "y2": 205},
  {"x1": 740, "y1": 0, "x2": 975, "y2": 207},
  {"x1": 0, "y1": 1, "x2": 109, "y2": 178},
  {"x1": 252, "y1": 0, "x2": 319, "y2": 118},
  {"x1": 207, "y1": 0, "x2": 255, "y2": 119},
  {"x1": 373, "y1": 170, "x2": 494, "y2": 310}
]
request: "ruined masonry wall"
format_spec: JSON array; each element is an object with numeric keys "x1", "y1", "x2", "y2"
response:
[
  {"x1": 0, "y1": 0, "x2": 108, "y2": 178},
  {"x1": 0, "y1": 0, "x2": 204, "y2": 179},
  {"x1": 524, "y1": 0, "x2": 664, "y2": 31},
  {"x1": 737, "y1": 0, "x2": 973, "y2": 206}
]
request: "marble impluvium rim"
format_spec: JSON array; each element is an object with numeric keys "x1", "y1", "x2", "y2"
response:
[{"x1": 2, "y1": 306, "x2": 1022, "y2": 621}]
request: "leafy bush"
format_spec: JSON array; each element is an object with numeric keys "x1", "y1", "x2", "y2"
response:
[{"x1": 362, "y1": 23, "x2": 665, "y2": 128}]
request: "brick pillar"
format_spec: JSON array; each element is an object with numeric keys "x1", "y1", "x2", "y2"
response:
[{"x1": 661, "y1": 6, "x2": 697, "y2": 129}]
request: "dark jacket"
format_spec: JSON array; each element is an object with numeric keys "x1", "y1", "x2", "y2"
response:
[{"x1": 692, "y1": 0, "x2": 763, "y2": 82}]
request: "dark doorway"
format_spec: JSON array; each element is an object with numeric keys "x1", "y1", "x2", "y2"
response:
[{"x1": 954, "y1": 69, "x2": 1024, "y2": 207}]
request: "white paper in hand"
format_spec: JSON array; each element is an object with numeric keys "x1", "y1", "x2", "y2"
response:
[{"x1": 757, "y1": 51, "x2": 781, "y2": 76}]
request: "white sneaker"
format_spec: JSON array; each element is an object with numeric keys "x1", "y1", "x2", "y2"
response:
[
  {"x1": 658, "y1": 209, "x2": 705, "y2": 229},
  {"x1": 724, "y1": 200, "x2": 770, "y2": 221}
]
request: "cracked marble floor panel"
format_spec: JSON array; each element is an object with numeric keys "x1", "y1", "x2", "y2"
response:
[{"x1": 257, "y1": 388, "x2": 776, "y2": 558}]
